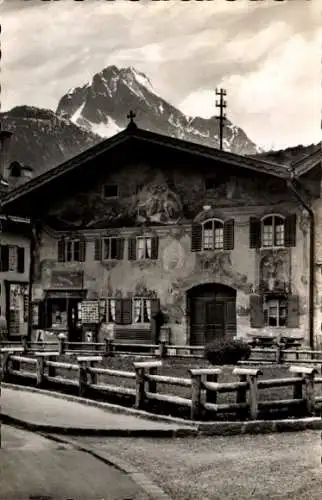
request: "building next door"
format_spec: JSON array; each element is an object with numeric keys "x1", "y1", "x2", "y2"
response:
[{"x1": 187, "y1": 283, "x2": 236, "y2": 345}]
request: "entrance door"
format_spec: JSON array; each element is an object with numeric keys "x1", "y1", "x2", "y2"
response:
[
  {"x1": 188, "y1": 283, "x2": 236, "y2": 345},
  {"x1": 68, "y1": 299, "x2": 82, "y2": 342}
]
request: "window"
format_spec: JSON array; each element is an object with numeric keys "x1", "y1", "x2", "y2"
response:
[
  {"x1": 0, "y1": 245, "x2": 25, "y2": 273},
  {"x1": 128, "y1": 236, "x2": 159, "y2": 260},
  {"x1": 262, "y1": 215, "x2": 285, "y2": 248},
  {"x1": 191, "y1": 220, "x2": 234, "y2": 252},
  {"x1": 58, "y1": 238, "x2": 86, "y2": 262},
  {"x1": 103, "y1": 184, "x2": 119, "y2": 199},
  {"x1": 94, "y1": 237, "x2": 124, "y2": 261},
  {"x1": 66, "y1": 239, "x2": 80, "y2": 262},
  {"x1": 137, "y1": 237, "x2": 152, "y2": 259},
  {"x1": 133, "y1": 298, "x2": 151, "y2": 324},
  {"x1": 264, "y1": 297, "x2": 287, "y2": 327},
  {"x1": 103, "y1": 237, "x2": 119, "y2": 260},
  {"x1": 202, "y1": 219, "x2": 224, "y2": 250}
]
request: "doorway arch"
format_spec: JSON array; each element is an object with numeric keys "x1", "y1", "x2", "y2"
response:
[{"x1": 187, "y1": 283, "x2": 236, "y2": 345}]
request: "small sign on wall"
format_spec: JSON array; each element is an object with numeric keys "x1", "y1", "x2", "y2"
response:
[{"x1": 50, "y1": 270, "x2": 84, "y2": 289}]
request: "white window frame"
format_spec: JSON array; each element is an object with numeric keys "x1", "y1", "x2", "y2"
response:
[
  {"x1": 202, "y1": 218, "x2": 224, "y2": 251},
  {"x1": 136, "y1": 236, "x2": 152, "y2": 260},
  {"x1": 65, "y1": 239, "x2": 80, "y2": 262},
  {"x1": 102, "y1": 237, "x2": 119, "y2": 260},
  {"x1": 132, "y1": 297, "x2": 152, "y2": 324},
  {"x1": 261, "y1": 214, "x2": 285, "y2": 249},
  {"x1": 264, "y1": 297, "x2": 287, "y2": 327}
]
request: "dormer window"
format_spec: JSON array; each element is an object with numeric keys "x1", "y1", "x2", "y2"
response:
[{"x1": 103, "y1": 184, "x2": 119, "y2": 199}]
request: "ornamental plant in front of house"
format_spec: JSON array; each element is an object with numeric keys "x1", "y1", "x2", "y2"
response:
[{"x1": 205, "y1": 338, "x2": 251, "y2": 365}]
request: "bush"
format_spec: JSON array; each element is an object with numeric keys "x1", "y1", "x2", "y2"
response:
[{"x1": 205, "y1": 338, "x2": 251, "y2": 365}]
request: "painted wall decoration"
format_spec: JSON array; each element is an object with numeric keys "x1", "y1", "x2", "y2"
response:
[
  {"x1": 50, "y1": 270, "x2": 84, "y2": 289},
  {"x1": 259, "y1": 250, "x2": 290, "y2": 293},
  {"x1": 162, "y1": 239, "x2": 185, "y2": 272},
  {"x1": 134, "y1": 181, "x2": 183, "y2": 224}
]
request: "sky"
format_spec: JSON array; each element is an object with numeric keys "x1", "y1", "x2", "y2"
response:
[{"x1": 1, "y1": 0, "x2": 321, "y2": 151}]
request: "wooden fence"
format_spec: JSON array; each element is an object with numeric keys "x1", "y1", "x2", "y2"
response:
[
  {"x1": 2, "y1": 338, "x2": 322, "y2": 365},
  {"x1": 1, "y1": 350, "x2": 322, "y2": 421}
]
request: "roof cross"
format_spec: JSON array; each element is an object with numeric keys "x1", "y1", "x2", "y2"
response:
[{"x1": 127, "y1": 110, "x2": 136, "y2": 124}]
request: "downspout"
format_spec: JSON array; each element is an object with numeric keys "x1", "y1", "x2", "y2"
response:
[
  {"x1": 286, "y1": 178, "x2": 315, "y2": 350},
  {"x1": 27, "y1": 219, "x2": 36, "y2": 343}
]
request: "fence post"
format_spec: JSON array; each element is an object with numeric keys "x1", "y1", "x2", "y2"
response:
[
  {"x1": 159, "y1": 341, "x2": 167, "y2": 359},
  {"x1": 189, "y1": 369, "x2": 202, "y2": 420},
  {"x1": 290, "y1": 366, "x2": 318, "y2": 415},
  {"x1": 275, "y1": 342, "x2": 283, "y2": 364},
  {"x1": 47, "y1": 355, "x2": 56, "y2": 378},
  {"x1": 147, "y1": 365, "x2": 158, "y2": 394},
  {"x1": 205, "y1": 373, "x2": 219, "y2": 405},
  {"x1": 234, "y1": 367, "x2": 262, "y2": 420},
  {"x1": 36, "y1": 357, "x2": 45, "y2": 387},
  {"x1": 78, "y1": 360, "x2": 88, "y2": 397},
  {"x1": 134, "y1": 366, "x2": 145, "y2": 409},
  {"x1": 58, "y1": 333, "x2": 66, "y2": 356},
  {"x1": 1, "y1": 352, "x2": 11, "y2": 381},
  {"x1": 89, "y1": 360, "x2": 97, "y2": 386},
  {"x1": 235, "y1": 373, "x2": 248, "y2": 419},
  {"x1": 22, "y1": 336, "x2": 28, "y2": 354}
]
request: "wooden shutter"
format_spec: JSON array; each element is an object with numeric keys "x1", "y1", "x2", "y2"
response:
[
  {"x1": 17, "y1": 247, "x2": 25, "y2": 274},
  {"x1": 128, "y1": 238, "x2": 137, "y2": 260},
  {"x1": 191, "y1": 223, "x2": 202, "y2": 252},
  {"x1": 57, "y1": 239, "x2": 65, "y2": 262},
  {"x1": 249, "y1": 217, "x2": 261, "y2": 248},
  {"x1": 286, "y1": 295, "x2": 300, "y2": 328},
  {"x1": 151, "y1": 237, "x2": 159, "y2": 260},
  {"x1": 249, "y1": 294, "x2": 264, "y2": 328},
  {"x1": 94, "y1": 238, "x2": 102, "y2": 261},
  {"x1": 150, "y1": 298, "x2": 160, "y2": 317},
  {"x1": 114, "y1": 299, "x2": 123, "y2": 324},
  {"x1": 79, "y1": 238, "x2": 86, "y2": 262},
  {"x1": 116, "y1": 238, "x2": 125, "y2": 260},
  {"x1": 0, "y1": 245, "x2": 9, "y2": 272},
  {"x1": 284, "y1": 214, "x2": 297, "y2": 247},
  {"x1": 223, "y1": 219, "x2": 235, "y2": 250},
  {"x1": 122, "y1": 298, "x2": 132, "y2": 324}
]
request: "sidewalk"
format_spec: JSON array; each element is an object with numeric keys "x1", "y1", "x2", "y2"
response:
[{"x1": 1, "y1": 386, "x2": 195, "y2": 436}]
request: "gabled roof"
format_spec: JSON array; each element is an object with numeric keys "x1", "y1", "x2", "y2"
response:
[
  {"x1": 291, "y1": 145, "x2": 321, "y2": 177},
  {"x1": 0, "y1": 123, "x2": 314, "y2": 215}
]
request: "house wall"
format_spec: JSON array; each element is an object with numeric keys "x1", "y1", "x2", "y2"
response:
[
  {"x1": 0, "y1": 232, "x2": 30, "y2": 337},
  {"x1": 32, "y1": 160, "x2": 312, "y2": 346}
]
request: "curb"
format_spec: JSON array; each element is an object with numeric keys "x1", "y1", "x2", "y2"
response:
[
  {"x1": 2, "y1": 382, "x2": 322, "y2": 436},
  {"x1": 38, "y1": 433, "x2": 173, "y2": 500}
]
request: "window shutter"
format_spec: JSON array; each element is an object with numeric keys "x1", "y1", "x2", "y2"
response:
[
  {"x1": 150, "y1": 298, "x2": 160, "y2": 317},
  {"x1": 57, "y1": 239, "x2": 65, "y2": 262},
  {"x1": 0, "y1": 245, "x2": 9, "y2": 272},
  {"x1": 8, "y1": 246, "x2": 17, "y2": 271},
  {"x1": 17, "y1": 247, "x2": 25, "y2": 274},
  {"x1": 249, "y1": 217, "x2": 261, "y2": 248},
  {"x1": 79, "y1": 238, "x2": 86, "y2": 262},
  {"x1": 94, "y1": 238, "x2": 102, "y2": 261},
  {"x1": 223, "y1": 219, "x2": 234, "y2": 250},
  {"x1": 151, "y1": 237, "x2": 159, "y2": 260},
  {"x1": 122, "y1": 298, "x2": 132, "y2": 324},
  {"x1": 114, "y1": 299, "x2": 123, "y2": 324},
  {"x1": 285, "y1": 214, "x2": 297, "y2": 247},
  {"x1": 286, "y1": 294, "x2": 300, "y2": 328},
  {"x1": 249, "y1": 293, "x2": 264, "y2": 328},
  {"x1": 191, "y1": 223, "x2": 202, "y2": 252},
  {"x1": 128, "y1": 238, "x2": 137, "y2": 260},
  {"x1": 116, "y1": 238, "x2": 125, "y2": 260}
]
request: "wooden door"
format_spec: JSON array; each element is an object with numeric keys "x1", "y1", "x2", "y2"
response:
[{"x1": 205, "y1": 300, "x2": 225, "y2": 343}]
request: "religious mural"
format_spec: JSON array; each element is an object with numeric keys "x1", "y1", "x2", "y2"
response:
[{"x1": 259, "y1": 249, "x2": 290, "y2": 293}]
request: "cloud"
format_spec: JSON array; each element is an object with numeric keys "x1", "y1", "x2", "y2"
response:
[{"x1": 1, "y1": 0, "x2": 320, "y2": 149}]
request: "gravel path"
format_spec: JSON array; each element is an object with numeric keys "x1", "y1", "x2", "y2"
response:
[{"x1": 69, "y1": 431, "x2": 322, "y2": 500}]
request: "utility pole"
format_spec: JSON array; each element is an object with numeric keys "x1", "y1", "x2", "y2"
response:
[{"x1": 215, "y1": 88, "x2": 227, "y2": 151}]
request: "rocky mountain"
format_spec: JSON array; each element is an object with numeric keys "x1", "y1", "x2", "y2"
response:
[
  {"x1": 56, "y1": 65, "x2": 258, "y2": 155},
  {"x1": 0, "y1": 106, "x2": 100, "y2": 174}
]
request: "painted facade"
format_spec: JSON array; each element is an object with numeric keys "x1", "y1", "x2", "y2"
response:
[{"x1": 1, "y1": 127, "x2": 320, "y2": 347}]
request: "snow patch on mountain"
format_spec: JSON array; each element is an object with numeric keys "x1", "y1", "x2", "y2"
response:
[{"x1": 91, "y1": 118, "x2": 122, "y2": 138}]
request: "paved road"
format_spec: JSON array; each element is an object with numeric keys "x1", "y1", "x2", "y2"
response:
[
  {"x1": 1, "y1": 425, "x2": 151, "y2": 500},
  {"x1": 69, "y1": 431, "x2": 322, "y2": 500}
]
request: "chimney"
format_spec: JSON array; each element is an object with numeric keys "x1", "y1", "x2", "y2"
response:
[{"x1": 0, "y1": 130, "x2": 13, "y2": 182}]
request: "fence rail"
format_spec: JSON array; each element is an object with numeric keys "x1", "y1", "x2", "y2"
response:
[{"x1": 2, "y1": 349, "x2": 322, "y2": 421}]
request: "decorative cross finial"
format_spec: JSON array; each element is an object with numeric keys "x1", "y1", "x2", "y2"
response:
[
  {"x1": 127, "y1": 110, "x2": 136, "y2": 125},
  {"x1": 215, "y1": 88, "x2": 227, "y2": 151}
]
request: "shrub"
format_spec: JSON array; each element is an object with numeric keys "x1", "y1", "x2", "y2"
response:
[{"x1": 205, "y1": 338, "x2": 251, "y2": 365}]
